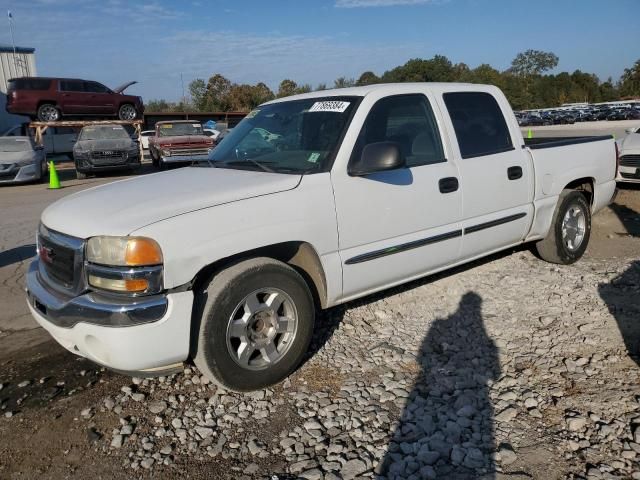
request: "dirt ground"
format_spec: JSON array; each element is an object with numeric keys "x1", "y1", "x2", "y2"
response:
[{"x1": 0, "y1": 182, "x2": 638, "y2": 480}]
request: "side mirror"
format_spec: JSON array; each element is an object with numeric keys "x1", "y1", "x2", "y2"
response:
[{"x1": 349, "y1": 142, "x2": 405, "y2": 176}]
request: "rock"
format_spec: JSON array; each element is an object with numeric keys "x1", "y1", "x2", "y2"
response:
[
  {"x1": 87, "y1": 427, "x2": 102, "y2": 443},
  {"x1": 567, "y1": 417, "x2": 587, "y2": 432},
  {"x1": 80, "y1": 408, "x2": 92, "y2": 419},
  {"x1": 194, "y1": 426, "x2": 214, "y2": 439},
  {"x1": 131, "y1": 393, "x2": 146, "y2": 402},
  {"x1": 341, "y1": 458, "x2": 367, "y2": 479},
  {"x1": 110, "y1": 434, "x2": 123, "y2": 449},
  {"x1": 160, "y1": 445, "x2": 172, "y2": 455},
  {"x1": 243, "y1": 463, "x2": 260, "y2": 475},
  {"x1": 300, "y1": 468, "x2": 323, "y2": 480},
  {"x1": 140, "y1": 457, "x2": 154, "y2": 469},
  {"x1": 498, "y1": 443, "x2": 517, "y2": 465},
  {"x1": 17, "y1": 380, "x2": 30, "y2": 388},
  {"x1": 104, "y1": 397, "x2": 115, "y2": 410},
  {"x1": 496, "y1": 407, "x2": 518, "y2": 423},
  {"x1": 148, "y1": 401, "x2": 167, "y2": 414}
]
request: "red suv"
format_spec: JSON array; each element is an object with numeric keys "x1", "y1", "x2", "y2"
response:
[{"x1": 6, "y1": 77, "x2": 144, "y2": 122}]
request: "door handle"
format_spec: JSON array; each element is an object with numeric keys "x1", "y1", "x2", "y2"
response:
[
  {"x1": 507, "y1": 166, "x2": 523, "y2": 180},
  {"x1": 439, "y1": 177, "x2": 459, "y2": 194}
]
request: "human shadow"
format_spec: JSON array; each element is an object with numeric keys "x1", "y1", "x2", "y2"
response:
[
  {"x1": 0, "y1": 244, "x2": 36, "y2": 268},
  {"x1": 380, "y1": 292, "x2": 500, "y2": 479},
  {"x1": 598, "y1": 261, "x2": 640, "y2": 366},
  {"x1": 609, "y1": 202, "x2": 640, "y2": 237}
]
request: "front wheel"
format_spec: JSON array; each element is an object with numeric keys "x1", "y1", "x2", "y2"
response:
[
  {"x1": 118, "y1": 103, "x2": 137, "y2": 120},
  {"x1": 37, "y1": 103, "x2": 60, "y2": 122},
  {"x1": 535, "y1": 190, "x2": 591, "y2": 264},
  {"x1": 193, "y1": 257, "x2": 315, "y2": 392}
]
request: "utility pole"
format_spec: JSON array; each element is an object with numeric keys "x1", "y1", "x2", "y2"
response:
[{"x1": 7, "y1": 10, "x2": 18, "y2": 73}]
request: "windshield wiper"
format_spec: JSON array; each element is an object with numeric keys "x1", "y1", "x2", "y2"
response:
[{"x1": 217, "y1": 159, "x2": 275, "y2": 173}]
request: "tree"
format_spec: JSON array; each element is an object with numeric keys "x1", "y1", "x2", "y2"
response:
[
  {"x1": 315, "y1": 83, "x2": 327, "y2": 91},
  {"x1": 296, "y1": 84, "x2": 312, "y2": 94},
  {"x1": 189, "y1": 79, "x2": 207, "y2": 111},
  {"x1": 205, "y1": 74, "x2": 232, "y2": 111},
  {"x1": 252, "y1": 82, "x2": 275, "y2": 106},
  {"x1": 619, "y1": 59, "x2": 640, "y2": 97},
  {"x1": 510, "y1": 49, "x2": 559, "y2": 77},
  {"x1": 278, "y1": 79, "x2": 298, "y2": 98},
  {"x1": 145, "y1": 99, "x2": 171, "y2": 112},
  {"x1": 333, "y1": 77, "x2": 355, "y2": 89},
  {"x1": 356, "y1": 71, "x2": 379, "y2": 86}
]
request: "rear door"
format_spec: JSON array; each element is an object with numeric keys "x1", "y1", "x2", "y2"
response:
[
  {"x1": 439, "y1": 90, "x2": 533, "y2": 260},
  {"x1": 332, "y1": 92, "x2": 463, "y2": 300},
  {"x1": 59, "y1": 80, "x2": 89, "y2": 114},
  {"x1": 84, "y1": 81, "x2": 115, "y2": 114}
]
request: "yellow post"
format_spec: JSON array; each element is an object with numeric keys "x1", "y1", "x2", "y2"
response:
[{"x1": 48, "y1": 161, "x2": 60, "y2": 189}]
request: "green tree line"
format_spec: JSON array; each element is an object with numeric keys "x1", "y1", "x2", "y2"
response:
[{"x1": 146, "y1": 51, "x2": 640, "y2": 113}]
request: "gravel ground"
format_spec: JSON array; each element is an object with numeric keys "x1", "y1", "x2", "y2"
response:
[{"x1": 0, "y1": 177, "x2": 639, "y2": 479}]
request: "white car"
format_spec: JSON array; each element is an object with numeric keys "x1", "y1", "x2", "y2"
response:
[
  {"x1": 139, "y1": 130, "x2": 155, "y2": 150},
  {"x1": 26, "y1": 83, "x2": 617, "y2": 391},
  {"x1": 203, "y1": 128, "x2": 221, "y2": 141},
  {"x1": 616, "y1": 126, "x2": 640, "y2": 183}
]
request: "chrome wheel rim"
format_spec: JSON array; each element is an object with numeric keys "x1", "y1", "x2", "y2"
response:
[
  {"x1": 226, "y1": 288, "x2": 298, "y2": 371},
  {"x1": 561, "y1": 205, "x2": 586, "y2": 251},
  {"x1": 39, "y1": 105, "x2": 59, "y2": 121},
  {"x1": 120, "y1": 104, "x2": 136, "y2": 120}
]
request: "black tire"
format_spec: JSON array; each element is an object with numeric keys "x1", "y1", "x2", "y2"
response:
[
  {"x1": 37, "y1": 103, "x2": 60, "y2": 122},
  {"x1": 118, "y1": 103, "x2": 137, "y2": 120},
  {"x1": 535, "y1": 190, "x2": 591, "y2": 264},
  {"x1": 193, "y1": 257, "x2": 315, "y2": 392}
]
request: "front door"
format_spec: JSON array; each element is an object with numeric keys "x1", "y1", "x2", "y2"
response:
[
  {"x1": 332, "y1": 93, "x2": 463, "y2": 300},
  {"x1": 84, "y1": 81, "x2": 115, "y2": 114}
]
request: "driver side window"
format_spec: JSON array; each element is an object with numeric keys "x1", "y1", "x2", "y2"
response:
[{"x1": 351, "y1": 94, "x2": 445, "y2": 168}]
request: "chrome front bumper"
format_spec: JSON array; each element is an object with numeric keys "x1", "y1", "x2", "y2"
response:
[
  {"x1": 160, "y1": 153, "x2": 209, "y2": 164},
  {"x1": 26, "y1": 260, "x2": 168, "y2": 328}
]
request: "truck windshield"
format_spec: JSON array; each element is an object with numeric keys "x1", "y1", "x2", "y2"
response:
[
  {"x1": 79, "y1": 126, "x2": 130, "y2": 141},
  {"x1": 158, "y1": 123, "x2": 203, "y2": 137},
  {"x1": 208, "y1": 96, "x2": 359, "y2": 174}
]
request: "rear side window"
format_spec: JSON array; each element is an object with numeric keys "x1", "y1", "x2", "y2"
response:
[
  {"x1": 351, "y1": 94, "x2": 445, "y2": 168},
  {"x1": 443, "y1": 92, "x2": 513, "y2": 159},
  {"x1": 9, "y1": 78, "x2": 51, "y2": 90},
  {"x1": 60, "y1": 80, "x2": 86, "y2": 92}
]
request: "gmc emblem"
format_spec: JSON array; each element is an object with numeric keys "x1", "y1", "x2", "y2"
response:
[{"x1": 39, "y1": 246, "x2": 55, "y2": 263}]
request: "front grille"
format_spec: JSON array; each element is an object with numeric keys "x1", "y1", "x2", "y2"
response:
[
  {"x1": 39, "y1": 235, "x2": 75, "y2": 285},
  {"x1": 90, "y1": 150, "x2": 127, "y2": 165},
  {"x1": 620, "y1": 155, "x2": 640, "y2": 168},
  {"x1": 171, "y1": 148, "x2": 209, "y2": 156},
  {"x1": 38, "y1": 225, "x2": 85, "y2": 293}
]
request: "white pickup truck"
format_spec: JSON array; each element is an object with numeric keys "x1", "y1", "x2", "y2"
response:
[{"x1": 26, "y1": 83, "x2": 617, "y2": 391}]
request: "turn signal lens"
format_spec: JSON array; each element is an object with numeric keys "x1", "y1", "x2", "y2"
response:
[
  {"x1": 125, "y1": 238, "x2": 163, "y2": 266},
  {"x1": 89, "y1": 276, "x2": 149, "y2": 293}
]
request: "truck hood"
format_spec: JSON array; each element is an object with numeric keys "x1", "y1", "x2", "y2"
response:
[
  {"x1": 155, "y1": 135, "x2": 211, "y2": 146},
  {"x1": 113, "y1": 81, "x2": 137, "y2": 94},
  {"x1": 41, "y1": 167, "x2": 302, "y2": 238},
  {"x1": 620, "y1": 133, "x2": 640, "y2": 154}
]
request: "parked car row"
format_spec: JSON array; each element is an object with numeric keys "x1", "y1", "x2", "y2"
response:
[{"x1": 516, "y1": 104, "x2": 640, "y2": 126}]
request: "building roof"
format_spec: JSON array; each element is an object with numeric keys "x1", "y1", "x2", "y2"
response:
[{"x1": 0, "y1": 44, "x2": 35, "y2": 54}]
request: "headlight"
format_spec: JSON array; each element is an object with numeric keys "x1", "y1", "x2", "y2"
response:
[
  {"x1": 161, "y1": 149, "x2": 170, "y2": 156},
  {"x1": 87, "y1": 236, "x2": 162, "y2": 266},
  {"x1": 86, "y1": 236, "x2": 163, "y2": 295}
]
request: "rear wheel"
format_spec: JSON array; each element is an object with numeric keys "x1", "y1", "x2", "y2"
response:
[
  {"x1": 193, "y1": 257, "x2": 315, "y2": 392},
  {"x1": 37, "y1": 104, "x2": 60, "y2": 122},
  {"x1": 118, "y1": 104, "x2": 137, "y2": 120},
  {"x1": 535, "y1": 190, "x2": 591, "y2": 264}
]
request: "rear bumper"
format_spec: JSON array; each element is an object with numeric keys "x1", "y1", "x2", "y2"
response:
[{"x1": 26, "y1": 260, "x2": 193, "y2": 373}]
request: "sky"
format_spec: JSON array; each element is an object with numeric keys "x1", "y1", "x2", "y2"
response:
[{"x1": 0, "y1": 0, "x2": 637, "y2": 101}]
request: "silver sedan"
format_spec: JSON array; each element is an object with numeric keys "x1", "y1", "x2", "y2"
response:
[{"x1": 0, "y1": 136, "x2": 47, "y2": 185}]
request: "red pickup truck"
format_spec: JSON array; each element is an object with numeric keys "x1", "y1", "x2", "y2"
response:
[{"x1": 148, "y1": 120, "x2": 214, "y2": 170}]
